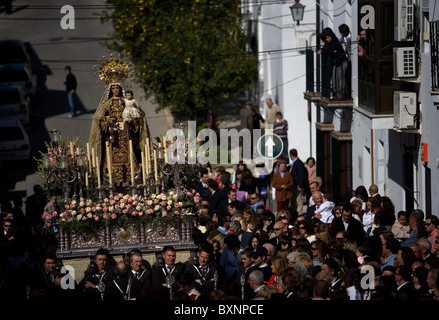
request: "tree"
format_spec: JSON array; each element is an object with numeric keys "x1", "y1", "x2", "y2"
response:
[{"x1": 100, "y1": 0, "x2": 259, "y2": 120}]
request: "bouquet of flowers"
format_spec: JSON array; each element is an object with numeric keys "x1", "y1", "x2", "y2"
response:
[{"x1": 43, "y1": 189, "x2": 202, "y2": 232}]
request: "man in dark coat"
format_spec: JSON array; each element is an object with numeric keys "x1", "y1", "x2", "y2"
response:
[
  {"x1": 207, "y1": 178, "x2": 227, "y2": 219},
  {"x1": 288, "y1": 149, "x2": 308, "y2": 215},
  {"x1": 183, "y1": 243, "x2": 217, "y2": 296},
  {"x1": 151, "y1": 246, "x2": 185, "y2": 300},
  {"x1": 330, "y1": 202, "x2": 366, "y2": 245}
]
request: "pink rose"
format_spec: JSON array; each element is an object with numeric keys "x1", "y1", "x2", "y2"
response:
[
  {"x1": 118, "y1": 193, "x2": 124, "y2": 198},
  {"x1": 65, "y1": 204, "x2": 70, "y2": 209},
  {"x1": 111, "y1": 214, "x2": 117, "y2": 219},
  {"x1": 167, "y1": 205, "x2": 172, "y2": 210},
  {"x1": 162, "y1": 211, "x2": 168, "y2": 217},
  {"x1": 82, "y1": 216, "x2": 87, "y2": 221},
  {"x1": 94, "y1": 216, "x2": 99, "y2": 221},
  {"x1": 70, "y1": 203, "x2": 76, "y2": 209},
  {"x1": 154, "y1": 199, "x2": 159, "y2": 204},
  {"x1": 103, "y1": 214, "x2": 108, "y2": 219},
  {"x1": 174, "y1": 211, "x2": 180, "y2": 215},
  {"x1": 80, "y1": 208, "x2": 85, "y2": 214},
  {"x1": 132, "y1": 211, "x2": 138, "y2": 216},
  {"x1": 175, "y1": 203, "x2": 180, "y2": 208},
  {"x1": 115, "y1": 204, "x2": 120, "y2": 210},
  {"x1": 122, "y1": 209, "x2": 128, "y2": 214}
]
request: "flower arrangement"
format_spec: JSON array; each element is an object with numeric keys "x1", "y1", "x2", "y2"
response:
[{"x1": 43, "y1": 189, "x2": 202, "y2": 232}]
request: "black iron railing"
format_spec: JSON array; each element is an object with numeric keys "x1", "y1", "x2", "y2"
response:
[{"x1": 305, "y1": 49, "x2": 333, "y2": 99}]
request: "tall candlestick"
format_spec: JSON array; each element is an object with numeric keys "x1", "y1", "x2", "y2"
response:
[
  {"x1": 87, "y1": 143, "x2": 92, "y2": 172},
  {"x1": 129, "y1": 140, "x2": 135, "y2": 184},
  {"x1": 92, "y1": 147, "x2": 96, "y2": 169},
  {"x1": 85, "y1": 171, "x2": 89, "y2": 187},
  {"x1": 69, "y1": 142, "x2": 74, "y2": 156},
  {"x1": 105, "y1": 141, "x2": 112, "y2": 185},
  {"x1": 96, "y1": 155, "x2": 101, "y2": 188},
  {"x1": 141, "y1": 151, "x2": 146, "y2": 185},
  {"x1": 153, "y1": 149, "x2": 158, "y2": 182},
  {"x1": 162, "y1": 135, "x2": 168, "y2": 163},
  {"x1": 145, "y1": 144, "x2": 150, "y2": 175},
  {"x1": 145, "y1": 139, "x2": 151, "y2": 173}
]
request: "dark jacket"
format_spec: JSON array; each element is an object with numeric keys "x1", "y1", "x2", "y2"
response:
[
  {"x1": 330, "y1": 216, "x2": 366, "y2": 245},
  {"x1": 65, "y1": 72, "x2": 77, "y2": 91}
]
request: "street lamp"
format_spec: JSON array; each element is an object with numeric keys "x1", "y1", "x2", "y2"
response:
[{"x1": 290, "y1": 0, "x2": 305, "y2": 25}]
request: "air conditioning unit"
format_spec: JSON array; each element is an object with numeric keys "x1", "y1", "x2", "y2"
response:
[
  {"x1": 394, "y1": 47, "x2": 416, "y2": 78},
  {"x1": 397, "y1": 0, "x2": 414, "y2": 41},
  {"x1": 394, "y1": 91, "x2": 417, "y2": 130}
]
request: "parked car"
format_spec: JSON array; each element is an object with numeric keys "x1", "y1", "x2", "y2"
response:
[
  {"x1": 0, "y1": 63, "x2": 37, "y2": 98},
  {"x1": 0, "y1": 116, "x2": 31, "y2": 162},
  {"x1": 0, "y1": 86, "x2": 31, "y2": 125},
  {"x1": 0, "y1": 40, "x2": 31, "y2": 67}
]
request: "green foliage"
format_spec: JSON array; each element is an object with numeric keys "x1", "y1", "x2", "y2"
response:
[{"x1": 99, "y1": 0, "x2": 258, "y2": 119}]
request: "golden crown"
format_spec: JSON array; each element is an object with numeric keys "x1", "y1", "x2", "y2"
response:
[{"x1": 93, "y1": 53, "x2": 133, "y2": 85}]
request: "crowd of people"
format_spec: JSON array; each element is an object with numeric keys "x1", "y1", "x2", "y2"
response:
[{"x1": 1, "y1": 149, "x2": 439, "y2": 302}]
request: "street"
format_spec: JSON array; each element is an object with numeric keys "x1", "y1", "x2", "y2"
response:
[{"x1": 0, "y1": 0, "x2": 174, "y2": 202}]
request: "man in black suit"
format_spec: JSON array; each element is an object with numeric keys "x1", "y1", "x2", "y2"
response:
[
  {"x1": 330, "y1": 202, "x2": 366, "y2": 245},
  {"x1": 288, "y1": 149, "x2": 308, "y2": 215},
  {"x1": 129, "y1": 250, "x2": 151, "y2": 287},
  {"x1": 78, "y1": 248, "x2": 115, "y2": 301},
  {"x1": 321, "y1": 257, "x2": 343, "y2": 292},
  {"x1": 195, "y1": 169, "x2": 210, "y2": 198},
  {"x1": 183, "y1": 243, "x2": 217, "y2": 296},
  {"x1": 151, "y1": 246, "x2": 184, "y2": 300},
  {"x1": 219, "y1": 188, "x2": 238, "y2": 215},
  {"x1": 207, "y1": 178, "x2": 227, "y2": 219},
  {"x1": 394, "y1": 265, "x2": 417, "y2": 300},
  {"x1": 104, "y1": 261, "x2": 143, "y2": 301}
]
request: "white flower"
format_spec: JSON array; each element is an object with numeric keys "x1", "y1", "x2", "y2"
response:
[
  {"x1": 71, "y1": 210, "x2": 77, "y2": 216},
  {"x1": 76, "y1": 214, "x2": 83, "y2": 221},
  {"x1": 167, "y1": 200, "x2": 173, "y2": 206},
  {"x1": 87, "y1": 213, "x2": 93, "y2": 219},
  {"x1": 86, "y1": 207, "x2": 91, "y2": 213},
  {"x1": 151, "y1": 194, "x2": 156, "y2": 199},
  {"x1": 154, "y1": 205, "x2": 160, "y2": 211},
  {"x1": 109, "y1": 206, "x2": 114, "y2": 212}
]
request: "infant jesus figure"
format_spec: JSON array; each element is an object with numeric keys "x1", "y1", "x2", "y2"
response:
[{"x1": 122, "y1": 90, "x2": 141, "y2": 121}]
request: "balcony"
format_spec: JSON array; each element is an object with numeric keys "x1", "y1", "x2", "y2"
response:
[{"x1": 304, "y1": 49, "x2": 353, "y2": 109}]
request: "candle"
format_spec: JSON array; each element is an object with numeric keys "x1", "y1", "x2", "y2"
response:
[
  {"x1": 145, "y1": 140, "x2": 151, "y2": 173},
  {"x1": 141, "y1": 151, "x2": 146, "y2": 185},
  {"x1": 85, "y1": 171, "x2": 89, "y2": 187},
  {"x1": 162, "y1": 135, "x2": 168, "y2": 163},
  {"x1": 96, "y1": 155, "x2": 101, "y2": 188},
  {"x1": 145, "y1": 144, "x2": 150, "y2": 175},
  {"x1": 153, "y1": 149, "x2": 158, "y2": 182},
  {"x1": 129, "y1": 140, "x2": 135, "y2": 184},
  {"x1": 92, "y1": 147, "x2": 96, "y2": 169},
  {"x1": 87, "y1": 143, "x2": 92, "y2": 172},
  {"x1": 105, "y1": 141, "x2": 112, "y2": 185},
  {"x1": 69, "y1": 142, "x2": 74, "y2": 156}
]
